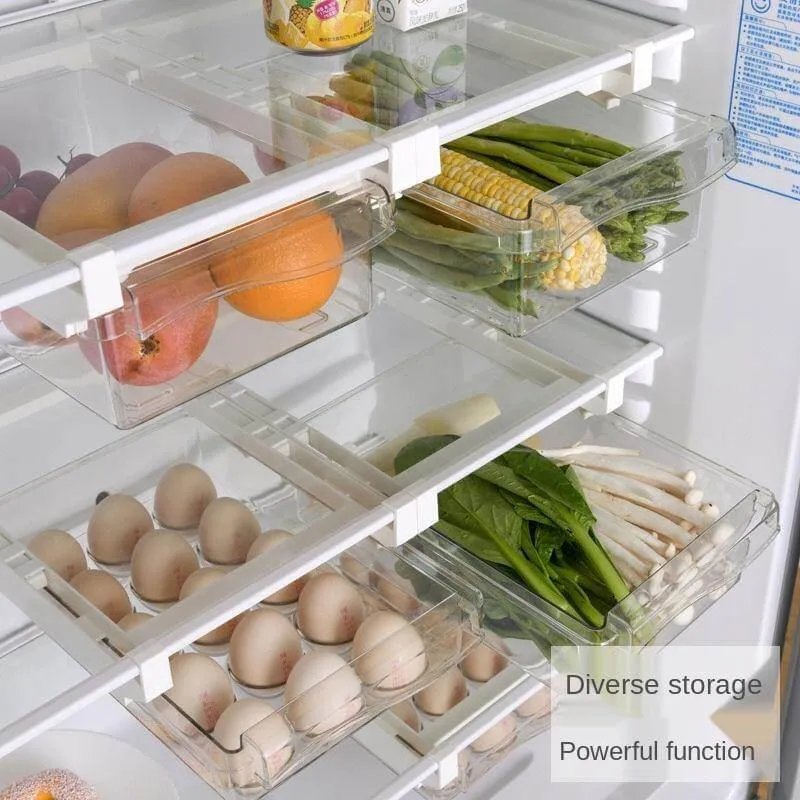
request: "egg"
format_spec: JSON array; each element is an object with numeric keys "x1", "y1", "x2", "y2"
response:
[
  {"x1": 388, "y1": 699, "x2": 421, "y2": 732},
  {"x1": 131, "y1": 530, "x2": 199, "y2": 603},
  {"x1": 351, "y1": 611, "x2": 426, "y2": 689},
  {"x1": 516, "y1": 687, "x2": 553, "y2": 719},
  {"x1": 154, "y1": 463, "x2": 217, "y2": 530},
  {"x1": 338, "y1": 552, "x2": 371, "y2": 586},
  {"x1": 164, "y1": 652, "x2": 235, "y2": 735},
  {"x1": 70, "y1": 569, "x2": 132, "y2": 622},
  {"x1": 460, "y1": 632, "x2": 509, "y2": 682},
  {"x1": 284, "y1": 652, "x2": 362, "y2": 734},
  {"x1": 296, "y1": 572, "x2": 364, "y2": 645},
  {"x1": 375, "y1": 575, "x2": 420, "y2": 615},
  {"x1": 27, "y1": 529, "x2": 86, "y2": 581},
  {"x1": 228, "y1": 608, "x2": 303, "y2": 689},
  {"x1": 213, "y1": 699, "x2": 293, "y2": 786},
  {"x1": 87, "y1": 493, "x2": 154, "y2": 566},
  {"x1": 179, "y1": 568, "x2": 240, "y2": 646},
  {"x1": 414, "y1": 666, "x2": 467, "y2": 716},
  {"x1": 246, "y1": 530, "x2": 307, "y2": 604},
  {"x1": 198, "y1": 498, "x2": 260, "y2": 565},
  {"x1": 117, "y1": 612, "x2": 155, "y2": 632},
  {"x1": 470, "y1": 714, "x2": 517, "y2": 753}
]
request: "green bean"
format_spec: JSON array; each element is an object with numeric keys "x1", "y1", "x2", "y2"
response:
[
  {"x1": 381, "y1": 245, "x2": 505, "y2": 291},
  {"x1": 484, "y1": 281, "x2": 540, "y2": 316},
  {"x1": 388, "y1": 230, "x2": 510, "y2": 276},
  {"x1": 395, "y1": 208, "x2": 501, "y2": 254}
]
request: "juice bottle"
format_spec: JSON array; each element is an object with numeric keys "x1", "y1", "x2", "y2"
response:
[{"x1": 265, "y1": 0, "x2": 374, "y2": 53}]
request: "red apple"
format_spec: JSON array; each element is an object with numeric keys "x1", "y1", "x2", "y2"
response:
[
  {"x1": 79, "y1": 269, "x2": 218, "y2": 387},
  {"x1": 253, "y1": 144, "x2": 286, "y2": 176},
  {"x1": 2, "y1": 307, "x2": 64, "y2": 348}
]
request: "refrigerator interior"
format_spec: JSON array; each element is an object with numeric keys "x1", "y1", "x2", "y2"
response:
[{"x1": 0, "y1": 0, "x2": 795, "y2": 799}]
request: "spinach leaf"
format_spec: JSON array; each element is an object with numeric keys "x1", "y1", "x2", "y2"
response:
[
  {"x1": 394, "y1": 434, "x2": 458, "y2": 474},
  {"x1": 499, "y1": 488, "x2": 552, "y2": 525},
  {"x1": 502, "y1": 447, "x2": 596, "y2": 532},
  {"x1": 434, "y1": 519, "x2": 513, "y2": 568},
  {"x1": 535, "y1": 525, "x2": 567, "y2": 565}
]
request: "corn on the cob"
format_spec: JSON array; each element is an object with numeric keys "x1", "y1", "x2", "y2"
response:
[{"x1": 429, "y1": 148, "x2": 607, "y2": 292}]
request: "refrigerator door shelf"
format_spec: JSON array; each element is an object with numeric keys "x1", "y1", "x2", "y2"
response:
[{"x1": 0, "y1": 0, "x2": 691, "y2": 321}]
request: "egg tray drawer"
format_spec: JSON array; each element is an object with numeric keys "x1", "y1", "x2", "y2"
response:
[
  {"x1": 382, "y1": 638, "x2": 554, "y2": 800},
  {"x1": 0, "y1": 403, "x2": 480, "y2": 798}
]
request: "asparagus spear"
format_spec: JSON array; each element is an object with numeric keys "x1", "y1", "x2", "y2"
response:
[
  {"x1": 388, "y1": 230, "x2": 510, "y2": 276},
  {"x1": 395, "y1": 208, "x2": 501, "y2": 253},
  {"x1": 447, "y1": 147, "x2": 556, "y2": 191},
  {"x1": 524, "y1": 141, "x2": 611, "y2": 167},
  {"x1": 381, "y1": 245, "x2": 506, "y2": 290},
  {"x1": 453, "y1": 136, "x2": 577, "y2": 184},
  {"x1": 477, "y1": 121, "x2": 632, "y2": 158}
]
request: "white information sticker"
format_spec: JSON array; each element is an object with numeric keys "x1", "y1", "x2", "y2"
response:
[{"x1": 728, "y1": 0, "x2": 800, "y2": 200}]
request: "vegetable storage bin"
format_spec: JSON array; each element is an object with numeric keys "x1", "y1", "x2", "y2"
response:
[
  {"x1": 0, "y1": 400, "x2": 480, "y2": 798},
  {"x1": 402, "y1": 413, "x2": 779, "y2": 652},
  {"x1": 378, "y1": 94, "x2": 735, "y2": 336},
  {"x1": 0, "y1": 31, "x2": 392, "y2": 428}
]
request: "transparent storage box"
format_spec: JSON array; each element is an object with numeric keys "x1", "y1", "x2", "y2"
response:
[
  {"x1": 403, "y1": 413, "x2": 779, "y2": 652},
  {"x1": 0, "y1": 39, "x2": 393, "y2": 428},
  {"x1": 379, "y1": 95, "x2": 735, "y2": 336},
  {"x1": 0, "y1": 403, "x2": 480, "y2": 797}
]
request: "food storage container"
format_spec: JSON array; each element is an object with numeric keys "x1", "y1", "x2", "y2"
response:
[
  {"x1": 0, "y1": 31, "x2": 393, "y2": 428},
  {"x1": 403, "y1": 413, "x2": 779, "y2": 652},
  {"x1": 0, "y1": 401, "x2": 480, "y2": 797},
  {"x1": 379, "y1": 94, "x2": 735, "y2": 336}
]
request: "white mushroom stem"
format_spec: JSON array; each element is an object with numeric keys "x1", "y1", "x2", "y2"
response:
[
  {"x1": 596, "y1": 533, "x2": 647, "y2": 588},
  {"x1": 594, "y1": 518, "x2": 666, "y2": 568},
  {"x1": 539, "y1": 445, "x2": 641, "y2": 459},
  {"x1": 573, "y1": 466, "x2": 710, "y2": 529},
  {"x1": 582, "y1": 487, "x2": 695, "y2": 548},
  {"x1": 701, "y1": 503, "x2": 720, "y2": 521},
  {"x1": 685, "y1": 488, "x2": 704, "y2": 506},
  {"x1": 593, "y1": 506, "x2": 669, "y2": 555},
  {"x1": 637, "y1": 459, "x2": 697, "y2": 486},
  {"x1": 551, "y1": 452, "x2": 694, "y2": 498}
]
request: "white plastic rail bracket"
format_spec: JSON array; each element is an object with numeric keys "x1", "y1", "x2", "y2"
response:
[
  {"x1": 429, "y1": 754, "x2": 460, "y2": 790},
  {"x1": 71, "y1": 242, "x2": 125, "y2": 320},
  {"x1": 368, "y1": 124, "x2": 442, "y2": 195},
  {"x1": 376, "y1": 489, "x2": 439, "y2": 547},
  {"x1": 582, "y1": 39, "x2": 656, "y2": 102},
  {"x1": 128, "y1": 650, "x2": 174, "y2": 703},
  {"x1": 581, "y1": 341, "x2": 663, "y2": 415}
]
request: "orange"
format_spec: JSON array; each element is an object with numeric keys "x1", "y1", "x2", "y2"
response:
[{"x1": 209, "y1": 211, "x2": 344, "y2": 322}]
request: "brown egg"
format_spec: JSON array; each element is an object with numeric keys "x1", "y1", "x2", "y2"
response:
[
  {"x1": 70, "y1": 569, "x2": 132, "y2": 622},
  {"x1": 414, "y1": 666, "x2": 467, "y2": 716},
  {"x1": 213, "y1": 699, "x2": 293, "y2": 786},
  {"x1": 516, "y1": 687, "x2": 553, "y2": 719},
  {"x1": 246, "y1": 530, "x2": 307, "y2": 604},
  {"x1": 27, "y1": 529, "x2": 86, "y2": 581},
  {"x1": 471, "y1": 715, "x2": 517, "y2": 753},
  {"x1": 198, "y1": 498, "x2": 260, "y2": 565},
  {"x1": 154, "y1": 463, "x2": 217, "y2": 530},
  {"x1": 460, "y1": 631, "x2": 509, "y2": 682},
  {"x1": 296, "y1": 572, "x2": 364, "y2": 645},
  {"x1": 118, "y1": 611, "x2": 155, "y2": 632},
  {"x1": 131, "y1": 530, "x2": 199, "y2": 603},
  {"x1": 165, "y1": 652, "x2": 235, "y2": 735},
  {"x1": 179, "y1": 567, "x2": 240, "y2": 646},
  {"x1": 284, "y1": 652, "x2": 362, "y2": 734},
  {"x1": 87, "y1": 493, "x2": 154, "y2": 565},
  {"x1": 351, "y1": 611, "x2": 426, "y2": 689},
  {"x1": 228, "y1": 608, "x2": 304, "y2": 689},
  {"x1": 375, "y1": 574, "x2": 420, "y2": 615}
]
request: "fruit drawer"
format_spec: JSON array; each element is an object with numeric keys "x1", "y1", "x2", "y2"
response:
[
  {"x1": 380, "y1": 94, "x2": 735, "y2": 336},
  {"x1": 0, "y1": 41, "x2": 392, "y2": 428},
  {"x1": 0, "y1": 404, "x2": 481, "y2": 795}
]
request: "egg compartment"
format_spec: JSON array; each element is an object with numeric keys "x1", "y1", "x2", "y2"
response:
[
  {"x1": 374, "y1": 635, "x2": 553, "y2": 800},
  {"x1": 127, "y1": 538, "x2": 480, "y2": 798}
]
